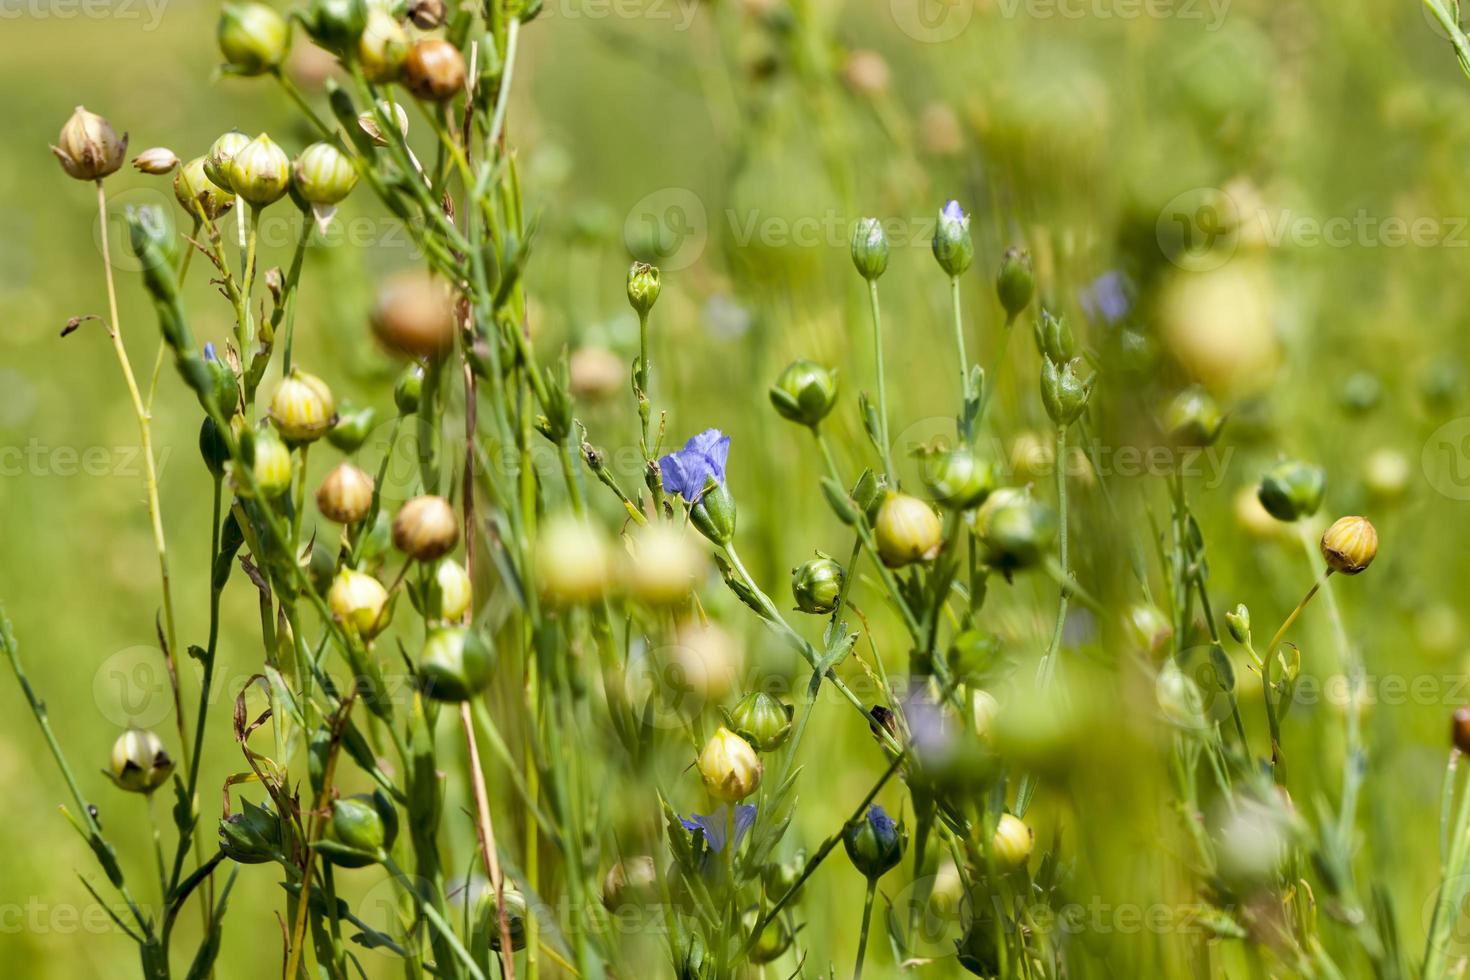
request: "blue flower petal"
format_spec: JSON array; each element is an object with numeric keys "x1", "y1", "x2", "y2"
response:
[
  {"x1": 659, "y1": 429, "x2": 731, "y2": 502},
  {"x1": 681, "y1": 804, "x2": 757, "y2": 854},
  {"x1": 942, "y1": 200, "x2": 965, "y2": 222}
]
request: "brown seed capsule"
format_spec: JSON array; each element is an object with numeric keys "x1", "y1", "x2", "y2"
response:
[
  {"x1": 371, "y1": 271, "x2": 456, "y2": 358},
  {"x1": 1454, "y1": 706, "x2": 1470, "y2": 755},
  {"x1": 52, "y1": 106, "x2": 128, "y2": 181},
  {"x1": 1320, "y1": 515, "x2": 1377, "y2": 575},
  {"x1": 403, "y1": 38, "x2": 466, "y2": 102},
  {"x1": 408, "y1": 0, "x2": 446, "y2": 28},
  {"x1": 393, "y1": 495, "x2": 459, "y2": 561},
  {"x1": 317, "y1": 462, "x2": 375, "y2": 524},
  {"x1": 132, "y1": 147, "x2": 180, "y2": 175}
]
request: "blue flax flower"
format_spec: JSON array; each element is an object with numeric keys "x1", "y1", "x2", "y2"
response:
[
  {"x1": 680, "y1": 803, "x2": 756, "y2": 854},
  {"x1": 658, "y1": 428, "x2": 730, "y2": 502}
]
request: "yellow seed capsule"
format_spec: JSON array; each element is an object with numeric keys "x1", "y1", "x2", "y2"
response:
[
  {"x1": 359, "y1": 8, "x2": 411, "y2": 83},
  {"x1": 535, "y1": 515, "x2": 612, "y2": 606},
  {"x1": 393, "y1": 495, "x2": 459, "y2": 562},
  {"x1": 430, "y1": 558, "x2": 473, "y2": 622},
  {"x1": 624, "y1": 523, "x2": 705, "y2": 606},
  {"x1": 249, "y1": 429, "x2": 293, "y2": 497},
  {"x1": 328, "y1": 568, "x2": 392, "y2": 639},
  {"x1": 293, "y1": 141, "x2": 358, "y2": 207},
  {"x1": 109, "y1": 729, "x2": 174, "y2": 794},
  {"x1": 205, "y1": 130, "x2": 251, "y2": 191},
  {"x1": 228, "y1": 133, "x2": 291, "y2": 208},
  {"x1": 1320, "y1": 515, "x2": 1377, "y2": 575},
  {"x1": 316, "y1": 462, "x2": 374, "y2": 524},
  {"x1": 270, "y1": 368, "x2": 336, "y2": 443},
  {"x1": 174, "y1": 156, "x2": 234, "y2": 221},
  {"x1": 991, "y1": 813, "x2": 1033, "y2": 871},
  {"x1": 371, "y1": 271, "x2": 457, "y2": 359},
  {"x1": 875, "y1": 493, "x2": 943, "y2": 567},
  {"x1": 698, "y1": 727, "x2": 763, "y2": 802},
  {"x1": 52, "y1": 106, "x2": 128, "y2": 181}
]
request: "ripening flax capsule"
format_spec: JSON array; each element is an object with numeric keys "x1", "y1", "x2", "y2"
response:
[{"x1": 52, "y1": 106, "x2": 128, "y2": 181}]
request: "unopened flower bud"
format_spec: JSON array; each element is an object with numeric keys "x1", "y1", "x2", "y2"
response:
[
  {"x1": 425, "y1": 558, "x2": 473, "y2": 621},
  {"x1": 626, "y1": 262, "x2": 661, "y2": 317},
  {"x1": 624, "y1": 523, "x2": 706, "y2": 606},
  {"x1": 404, "y1": 38, "x2": 466, "y2": 101},
  {"x1": 1257, "y1": 460, "x2": 1325, "y2": 523},
  {"x1": 109, "y1": 729, "x2": 174, "y2": 794},
  {"x1": 132, "y1": 147, "x2": 179, "y2": 175},
  {"x1": 536, "y1": 514, "x2": 613, "y2": 605},
  {"x1": 205, "y1": 130, "x2": 251, "y2": 192},
  {"x1": 248, "y1": 428, "x2": 293, "y2": 497},
  {"x1": 875, "y1": 493, "x2": 942, "y2": 567},
  {"x1": 419, "y1": 626, "x2": 494, "y2": 702},
  {"x1": 850, "y1": 218, "x2": 890, "y2": 281},
  {"x1": 52, "y1": 106, "x2": 127, "y2": 181},
  {"x1": 328, "y1": 568, "x2": 392, "y2": 638},
  {"x1": 1225, "y1": 603, "x2": 1250, "y2": 644},
  {"x1": 932, "y1": 200, "x2": 973, "y2": 277},
  {"x1": 1124, "y1": 602, "x2": 1173, "y2": 657},
  {"x1": 301, "y1": 0, "x2": 368, "y2": 53},
  {"x1": 372, "y1": 271, "x2": 456, "y2": 359},
  {"x1": 269, "y1": 367, "x2": 336, "y2": 442},
  {"x1": 326, "y1": 403, "x2": 376, "y2": 453},
  {"x1": 1320, "y1": 515, "x2": 1377, "y2": 575},
  {"x1": 358, "y1": 100, "x2": 409, "y2": 147},
  {"x1": 698, "y1": 727, "x2": 762, "y2": 802},
  {"x1": 359, "y1": 8, "x2": 411, "y2": 82},
  {"x1": 175, "y1": 156, "x2": 234, "y2": 221},
  {"x1": 843, "y1": 804, "x2": 904, "y2": 879},
  {"x1": 921, "y1": 447, "x2": 995, "y2": 509},
  {"x1": 393, "y1": 363, "x2": 424, "y2": 413},
  {"x1": 408, "y1": 0, "x2": 446, "y2": 27},
  {"x1": 219, "y1": 799, "x2": 282, "y2": 864},
  {"x1": 393, "y1": 495, "x2": 459, "y2": 561},
  {"x1": 1033, "y1": 309, "x2": 1075, "y2": 364},
  {"x1": 1162, "y1": 386, "x2": 1224, "y2": 446},
  {"x1": 228, "y1": 133, "x2": 291, "y2": 207},
  {"x1": 316, "y1": 462, "x2": 374, "y2": 524},
  {"x1": 199, "y1": 417, "x2": 231, "y2": 477},
  {"x1": 996, "y1": 247, "x2": 1034, "y2": 318},
  {"x1": 689, "y1": 478, "x2": 737, "y2": 546},
  {"x1": 976, "y1": 488, "x2": 1057, "y2": 573},
  {"x1": 218, "y1": 3, "x2": 292, "y2": 75},
  {"x1": 769, "y1": 359, "x2": 838, "y2": 428},
  {"x1": 791, "y1": 556, "x2": 844, "y2": 614},
  {"x1": 325, "y1": 791, "x2": 397, "y2": 867},
  {"x1": 990, "y1": 813, "x2": 1033, "y2": 871},
  {"x1": 293, "y1": 141, "x2": 358, "y2": 206},
  {"x1": 729, "y1": 692, "x2": 793, "y2": 752}
]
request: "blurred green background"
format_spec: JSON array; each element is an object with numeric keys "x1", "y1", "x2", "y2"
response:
[{"x1": 7, "y1": 0, "x2": 1470, "y2": 975}]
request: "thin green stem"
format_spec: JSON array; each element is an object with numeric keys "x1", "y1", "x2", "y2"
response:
[
  {"x1": 853, "y1": 877, "x2": 878, "y2": 980},
  {"x1": 866, "y1": 280, "x2": 895, "y2": 483}
]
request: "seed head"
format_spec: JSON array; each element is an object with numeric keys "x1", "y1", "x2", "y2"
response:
[
  {"x1": 418, "y1": 626, "x2": 494, "y2": 702},
  {"x1": 247, "y1": 428, "x2": 293, "y2": 497},
  {"x1": 316, "y1": 461, "x2": 374, "y2": 524},
  {"x1": 875, "y1": 493, "x2": 942, "y2": 568},
  {"x1": 358, "y1": 100, "x2": 409, "y2": 147},
  {"x1": 408, "y1": 0, "x2": 446, "y2": 28},
  {"x1": 325, "y1": 792, "x2": 397, "y2": 867},
  {"x1": 205, "y1": 130, "x2": 251, "y2": 192},
  {"x1": 626, "y1": 262, "x2": 661, "y2": 316},
  {"x1": 269, "y1": 368, "x2": 336, "y2": 442},
  {"x1": 769, "y1": 359, "x2": 838, "y2": 429},
  {"x1": 108, "y1": 729, "x2": 174, "y2": 794},
  {"x1": 602, "y1": 856, "x2": 658, "y2": 912},
  {"x1": 976, "y1": 487, "x2": 1057, "y2": 573},
  {"x1": 300, "y1": 0, "x2": 368, "y2": 54},
  {"x1": 132, "y1": 147, "x2": 179, "y2": 175},
  {"x1": 52, "y1": 106, "x2": 127, "y2": 182},
  {"x1": 218, "y1": 3, "x2": 292, "y2": 76},
  {"x1": 729, "y1": 692, "x2": 794, "y2": 752},
  {"x1": 990, "y1": 813, "x2": 1033, "y2": 871},
  {"x1": 1320, "y1": 515, "x2": 1377, "y2": 575},
  {"x1": 371, "y1": 271, "x2": 456, "y2": 359},
  {"x1": 921, "y1": 447, "x2": 996, "y2": 510},
  {"x1": 392, "y1": 495, "x2": 459, "y2": 562},
  {"x1": 359, "y1": 8, "x2": 411, "y2": 83},
  {"x1": 623, "y1": 522, "x2": 705, "y2": 607},
  {"x1": 426, "y1": 558, "x2": 473, "y2": 622},
  {"x1": 403, "y1": 38, "x2": 466, "y2": 102},
  {"x1": 393, "y1": 363, "x2": 425, "y2": 413},
  {"x1": 996, "y1": 247, "x2": 1035, "y2": 318},
  {"x1": 174, "y1": 156, "x2": 234, "y2": 221},
  {"x1": 698, "y1": 727, "x2": 762, "y2": 802},
  {"x1": 536, "y1": 514, "x2": 613, "y2": 606},
  {"x1": 1257, "y1": 460, "x2": 1326, "y2": 523},
  {"x1": 325, "y1": 403, "x2": 376, "y2": 453},
  {"x1": 228, "y1": 133, "x2": 291, "y2": 207},
  {"x1": 328, "y1": 568, "x2": 392, "y2": 639},
  {"x1": 293, "y1": 141, "x2": 358, "y2": 206},
  {"x1": 791, "y1": 555, "x2": 844, "y2": 614}
]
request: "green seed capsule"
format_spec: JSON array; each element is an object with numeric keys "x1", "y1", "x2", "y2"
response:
[
  {"x1": 976, "y1": 487, "x2": 1056, "y2": 573},
  {"x1": 791, "y1": 556, "x2": 844, "y2": 615},
  {"x1": 292, "y1": 141, "x2": 358, "y2": 207},
  {"x1": 218, "y1": 799, "x2": 282, "y2": 864},
  {"x1": 205, "y1": 130, "x2": 251, "y2": 193},
  {"x1": 228, "y1": 133, "x2": 291, "y2": 208},
  {"x1": 326, "y1": 403, "x2": 376, "y2": 453},
  {"x1": 174, "y1": 156, "x2": 234, "y2": 221},
  {"x1": 850, "y1": 217, "x2": 890, "y2": 281},
  {"x1": 626, "y1": 261, "x2": 661, "y2": 316},
  {"x1": 418, "y1": 626, "x2": 495, "y2": 702},
  {"x1": 1162, "y1": 386, "x2": 1224, "y2": 446},
  {"x1": 325, "y1": 791, "x2": 397, "y2": 867},
  {"x1": 269, "y1": 368, "x2": 336, "y2": 443},
  {"x1": 689, "y1": 478, "x2": 737, "y2": 546},
  {"x1": 302, "y1": 0, "x2": 368, "y2": 53},
  {"x1": 729, "y1": 691, "x2": 794, "y2": 752},
  {"x1": 394, "y1": 363, "x2": 424, "y2": 414},
  {"x1": 218, "y1": 3, "x2": 292, "y2": 76},
  {"x1": 109, "y1": 729, "x2": 174, "y2": 794},
  {"x1": 921, "y1": 447, "x2": 996, "y2": 509},
  {"x1": 359, "y1": 8, "x2": 411, "y2": 83},
  {"x1": 1256, "y1": 460, "x2": 1325, "y2": 522},
  {"x1": 769, "y1": 359, "x2": 838, "y2": 428},
  {"x1": 996, "y1": 247, "x2": 1035, "y2": 318},
  {"x1": 199, "y1": 417, "x2": 231, "y2": 477},
  {"x1": 249, "y1": 428, "x2": 293, "y2": 497}
]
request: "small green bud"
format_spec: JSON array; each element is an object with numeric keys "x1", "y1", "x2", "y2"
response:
[
  {"x1": 300, "y1": 0, "x2": 368, "y2": 53},
  {"x1": 626, "y1": 261, "x2": 661, "y2": 316},
  {"x1": 850, "y1": 218, "x2": 890, "y2": 281},
  {"x1": 976, "y1": 487, "x2": 1056, "y2": 573},
  {"x1": 108, "y1": 729, "x2": 174, "y2": 794},
  {"x1": 843, "y1": 804, "x2": 904, "y2": 880},
  {"x1": 1033, "y1": 309, "x2": 1075, "y2": 364},
  {"x1": 326, "y1": 403, "x2": 377, "y2": 453},
  {"x1": 769, "y1": 359, "x2": 838, "y2": 428},
  {"x1": 729, "y1": 692, "x2": 794, "y2": 752},
  {"x1": 293, "y1": 141, "x2": 358, "y2": 207},
  {"x1": 690, "y1": 478, "x2": 737, "y2": 546},
  {"x1": 174, "y1": 156, "x2": 234, "y2": 222},
  {"x1": 1257, "y1": 460, "x2": 1326, "y2": 522},
  {"x1": 419, "y1": 626, "x2": 495, "y2": 702},
  {"x1": 931, "y1": 200, "x2": 973, "y2": 277},
  {"x1": 199, "y1": 417, "x2": 231, "y2": 477},
  {"x1": 791, "y1": 556, "x2": 844, "y2": 615},
  {"x1": 218, "y1": 3, "x2": 291, "y2": 76},
  {"x1": 421, "y1": 558, "x2": 473, "y2": 622},
  {"x1": 219, "y1": 799, "x2": 283, "y2": 864},
  {"x1": 921, "y1": 447, "x2": 996, "y2": 509},
  {"x1": 996, "y1": 247, "x2": 1034, "y2": 318},
  {"x1": 248, "y1": 427, "x2": 293, "y2": 497},
  {"x1": 325, "y1": 791, "x2": 397, "y2": 867},
  {"x1": 1040, "y1": 356, "x2": 1093, "y2": 426},
  {"x1": 228, "y1": 133, "x2": 291, "y2": 208},
  {"x1": 1225, "y1": 603, "x2": 1250, "y2": 644},
  {"x1": 394, "y1": 363, "x2": 424, "y2": 414},
  {"x1": 1162, "y1": 386, "x2": 1224, "y2": 446},
  {"x1": 204, "y1": 130, "x2": 251, "y2": 193}
]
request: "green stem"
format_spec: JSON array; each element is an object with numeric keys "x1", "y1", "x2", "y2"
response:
[
  {"x1": 853, "y1": 877, "x2": 878, "y2": 980},
  {"x1": 866, "y1": 280, "x2": 895, "y2": 484}
]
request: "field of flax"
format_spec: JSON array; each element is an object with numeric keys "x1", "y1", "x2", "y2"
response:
[{"x1": 8, "y1": 0, "x2": 1470, "y2": 977}]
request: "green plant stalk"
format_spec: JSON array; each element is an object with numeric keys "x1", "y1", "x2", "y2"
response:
[
  {"x1": 866, "y1": 280, "x2": 895, "y2": 484},
  {"x1": 975, "y1": 311, "x2": 1017, "y2": 426},
  {"x1": 950, "y1": 276, "x2": 969, "y2": 423},
  {"x1": 853, "y1": 877, "x2": 877, "y2": 979}
]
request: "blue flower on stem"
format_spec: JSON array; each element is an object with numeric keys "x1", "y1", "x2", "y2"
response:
[
  {"x1": 658, "y1": 429, "x2": 730, "y2": 502},
  {"x1": 1079, "y1": 270, "x2": 1132, "y2": 325},
  {"x1": 680, "y1": 803, "x2": 756, "y2": 854},
  {"x1": 203, "y1": 342, "x2": 218, "y2": 361}
]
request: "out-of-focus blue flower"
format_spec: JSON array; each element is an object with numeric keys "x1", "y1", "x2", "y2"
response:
[
  {"x1": 659, "y1": 429, "x2": 730, "y2": 502},
  {"x1": 1079, "y1": 270, "x2": 1132, "y2": 325},
  {"x1": 704, "y1": 293, "x2": 753, "y2": 340},
  {"x1": 680, "y1": 804, "x2": 756, "y2": 853},
  {"x1": 204, "y1": 342, "x2": 219, "y2": 361}
]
